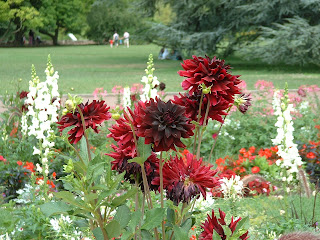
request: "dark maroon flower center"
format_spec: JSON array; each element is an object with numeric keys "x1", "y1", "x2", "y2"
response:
[{"x1": 163, "y1": 111, "x2": 175, "y2": 124}]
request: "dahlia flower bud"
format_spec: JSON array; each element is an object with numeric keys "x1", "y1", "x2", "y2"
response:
[
  {"x1": 234, "y1": 94, "x2": 252, "y2": 114},
  {"x1": 65, "y1": 99, "x2": 75, "y2": 112}
]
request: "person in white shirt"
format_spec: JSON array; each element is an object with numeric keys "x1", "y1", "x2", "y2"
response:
[
  {"x1": 123, "y1": 31, "x2": 130, "y2": 48},
  {"x1": 113, "y1": 31, "x2": 119, "y2": 47}
]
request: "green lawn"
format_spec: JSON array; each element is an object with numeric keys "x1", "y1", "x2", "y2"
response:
[{"x1": 1, "y1": 44, "x2": 320, "y2": 95}]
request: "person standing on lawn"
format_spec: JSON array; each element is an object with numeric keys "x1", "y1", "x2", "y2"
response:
[
  {"x1": 113, "y1": 31, "x2": 119, "y2": 47},
  {"x1": 123, "y1": 31, "x2": 130, "y2": 48}
]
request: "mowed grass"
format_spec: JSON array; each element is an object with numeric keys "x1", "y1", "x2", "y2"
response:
[{"x1": 1, "y1": 44, "x2": 320, "y2": 95}]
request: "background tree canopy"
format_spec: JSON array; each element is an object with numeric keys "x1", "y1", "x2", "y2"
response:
[
  {"x1": 139, "y1": 0, "x2": 320, "y2": 65},
  {"x1": 0, "y1": 0, "x2": 320, "y2": 65}
]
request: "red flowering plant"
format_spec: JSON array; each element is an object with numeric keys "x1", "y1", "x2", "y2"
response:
[
  {"x1": 213, "y1": 146, "x2": 280, "y2": 197},
  {"x1": 50, "y1": 55, "x2": 251, "y2": 240},
  {"x1": 200, "y1": 209, "x2": 249, "y2": 240},
  {"x1": 299, "y1": 138, "x2": 320, "y2": 186}
]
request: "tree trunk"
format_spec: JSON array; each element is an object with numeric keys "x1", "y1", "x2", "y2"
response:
[
  {"x1": 52, "y1": 27, "x2": 59, "y2": 45},
  {"x1": 13, "y1": 18, "x2": 25, "y2": 46}
]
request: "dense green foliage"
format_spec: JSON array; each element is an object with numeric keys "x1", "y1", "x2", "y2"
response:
[
  {"x1": 86, "y1": 0, "x2": 142, "y2": 43},
  {"x1": 140, "y1": 0, "x2": 320, "y2": 64}
]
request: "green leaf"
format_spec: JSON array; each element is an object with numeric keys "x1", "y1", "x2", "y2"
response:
[
  {"x1": 137, "y1": 137, "x2": 152, "y2": 160},
  {"x1": 181, "y1": 218, "x2": 193, "y2": 232},
  {"x1": 106, "y1": 220, "x2": 121, "y2": 238},
  {"x1": 114, "y1": 205, "x2": 131, "y2": 229},
  {"x1": 84, "y1": 193, "x2": 98, "y2": 203},
  {"x1": 222, "y1": 225, "x2": 232, "y2": 237},
  {"x1": 167, "y1": 208, "x2": 175, "y2": 226},
  {"x1": 128, "y1": 157, "x2": 145, "y2": 165},
  {"x1": 234, "y1": 216, "x2": 249, "y2": 233},
  {"x1": 73, "y1": 161, "x2": 87, "y2": 176},
  {"x1": 79, "y1": 136, "x2": 90, "y2": 165},
  {"x1": 141, "y1": 229, "x2": 153, "y2": 240},
  {"x1": 39, "y1": 201, "x2": 73, "y2": 217},
  {"x1": 141, "y1": 208, "x2": 166, "y2": 230},
  {"x1": 93, "y1": 227, "x2": 104, "y2": 240},
  {"x1": 61, "y1": 125, "x2": 76, "y2": 139},
  {"x1": 173, "y1": 225, "x2": 189, "y2": 240},
  {"x1": 128, "y1": 210, "x2": 142, "y2": 231},
  {"x1": 212, "y1": 230, "x2": 222, "y2": 240},
  {"x1": 54, "y1": 191, "x2": 91, "y2": 212},
  {"x1": 111, "y1": 188, "x2": 137, "y2": 207}
]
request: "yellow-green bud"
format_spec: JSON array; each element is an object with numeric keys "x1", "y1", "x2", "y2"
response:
[
  {"x1": 65, "y1": 100, "x2": 75, "y2": 112},
  {"x1": 112, "y1": 113, "x2": 121, "y2": 120},
  {"x1": 63, "y1": 159, "x2": 74, "y2": 173},
  {"x1": 62, "y1": 108, "x2": 69, "y2": 116}
]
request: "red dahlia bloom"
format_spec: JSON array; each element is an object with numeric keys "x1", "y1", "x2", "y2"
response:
[
  {"x1": 179, "y1": 55, "x2": 242, "y2": 107},
  {"x1": 173, "y1": 91, "x2": 229, "y2": 125},
  {"x1": 200, "y1": 209, "x2": 249, "y2": 240},
  {"x1": 133, "y1": 98, "x2": 194, "y2": 152},
  {"x1": 152, "y1": 153, "x2": 219, "y2": 205},
  {"x1": 18, "y1": 91, "x2": 29, "y2": 99},
  {"x1": 106, "y1": 144, "x2": 159, "y2": 191},
  {"x1": 57, "y1": 100, "x2": 111, "y2": 144},
  {"x1": 108, "y1": 116, "x2": 135, "y2": 150}
]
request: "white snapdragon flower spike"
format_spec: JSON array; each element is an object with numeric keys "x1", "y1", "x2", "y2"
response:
[
  {"x1": 140, "y1": 54, "x2": 159, "y2": 101},
  {"x1": 272, "y1": 89, "x2": 302, "y2": 182},
  {"x1": 220, "y1": 175, "x2": 244, "y2": 199},
  {"x1": 122, "y1": 86, "x2": 131, "y2": 109},
  {"x1": 21, "y1": 56, "x2": 60, "y2": 180}
]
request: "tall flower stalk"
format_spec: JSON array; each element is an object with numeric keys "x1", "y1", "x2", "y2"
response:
[
  {"x1": 272, "y1": 84, "x2": 303, "y2": 184},
  {"x1": 21, "y1": 56, "x2": 60, "y2": 196},
  {"x1": 140, "y1": 54, "x2": 159, "y2": 102}
]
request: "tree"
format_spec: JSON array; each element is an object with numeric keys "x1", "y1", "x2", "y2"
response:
[
  {"x1": 86, "y1": 0, "x2": 143, "y2": 43},
  {"x1": 0, "y1": 0, "x2": 42, "y2": 45},
  {"x1": 35, "y1": 0, "x2": 91, "y2": 45},
  {"x1": 139, "y1": 0, "x2": 320, "y2": 64},
  {"x1": 237, "y1": 0, "x2": 320, "y2": 65}
]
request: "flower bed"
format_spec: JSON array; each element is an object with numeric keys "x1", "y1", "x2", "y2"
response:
[{"x1": 0, "y1": 54, "x2": 319, "y2": 240}]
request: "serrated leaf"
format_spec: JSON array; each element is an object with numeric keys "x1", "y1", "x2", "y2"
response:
[
  {"x1": 234, "y1": 216, "x2": 249, "y2": 233},
  {"x1": 173, "y1": 225, "x2": 189, "y2": 240},
  {"x1": 54, "y1": 191, "x2": 91, "y2": 212},
  {"x1": 212, "y1": 230, "x2": 222, "y2": 240},
  {"x1": 128, "y1": 210, "x2": 142, "y2": 231},
  {"x1": 106, "y1": 220, "x2": 121, "y2": 238},
  {"x1": 111, "y1": 188, "x2": 137, "y2": 207},
  {"x1": 79, "y1": 136, "x2": 89, "y2": 165},
  {"x1": 137, "y1": 137, "x2": 152, "y2": 160},
  {"x1": 141, "y1": 229, "x2": 153, "y2": 240},
  {"x1": 93, "y1": 227, "x2": 104, "y2": 240},
  {"x1": 128, "y1": 157, "x2": 145, "y2": 165},
  {"x1": 141, "y1": 208, "x2": 165, "y2": 230},
  {"x1": 114, "y1": 205, "x2": 131, "y2": 229},
  {"x1": 39, "y1": 201, "x2": 73, "y2": 217},
  {"x1": 84, "y1": 193, "x2": 98, "y2": 203}
]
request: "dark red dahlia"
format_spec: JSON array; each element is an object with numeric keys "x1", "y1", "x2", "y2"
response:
[
  {"x1": 173, "y1": 91, "x2": 229, "y2": 125},
  {"x1": 178, "y1": 55, "x2": 242, "y2": 108},
  {"x1": 133, "y1": 98, "x2": 194, "y2": 152},
  {"x1": 106, "y1": 144, "x2": 159, "y2": 191},
  {"x1": 108, "y1": 116, "x2": 135, "y2": 150},
  {"x1": 152, "y1": 153, "x2": 219, "y2": 205},
  {"x1": 200, "y1": 209, "x2": 249, "y2": 240},
  {"x1": 57, "y1": 100, "x2": 111, "y2": 144},
  {"x1": 18, "y1": 91, "x2": 29, "y2": 99}
]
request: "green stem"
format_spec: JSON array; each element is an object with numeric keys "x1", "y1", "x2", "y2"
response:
[
  {"x1": 208, "y1": 106, "x2": 232, "y2": 162},
  {"x1": 76, "y1": 105, "x2": 92, "y2": 161},
  {"x1": 193, "y1": 92, "x2": 204, "y2": 155},
  {"x1": 196, "y1": 98, "x2": 210, "y2": 159},
  {"x1": 160, "y1": 152, "x2": 165, "y2": 240}
]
